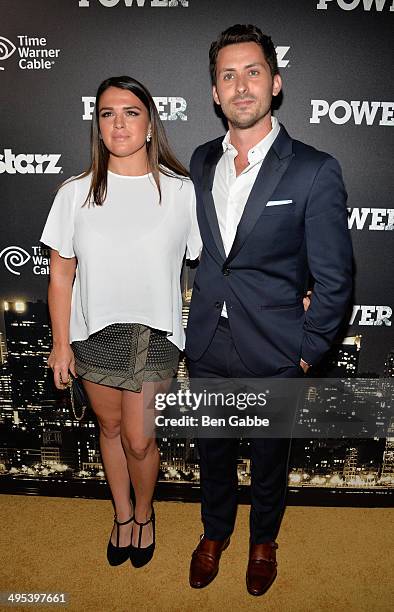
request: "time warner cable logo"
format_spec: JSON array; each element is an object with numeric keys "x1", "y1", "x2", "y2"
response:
[
  {"x1": 0, "y1": 246, "x2": 49, "y2": 276},
  {"x1": 0, "y1": 35, "x2": 61, "y2": 71}
]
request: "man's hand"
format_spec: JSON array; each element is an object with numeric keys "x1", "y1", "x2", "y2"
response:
[
  {"x1": 299, "y1": 358, "x2": 310, "y2": 374},
  {"x1": 301, "y1": 291, "x2": 312, "y2": 372},
  {"x1": 303, "y1": 290, "x2": 312, "y2": 312}
]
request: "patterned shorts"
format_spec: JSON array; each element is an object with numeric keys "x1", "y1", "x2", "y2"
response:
[{"x1": 72, "y1": 323, "x2": 180, "y2": 392}]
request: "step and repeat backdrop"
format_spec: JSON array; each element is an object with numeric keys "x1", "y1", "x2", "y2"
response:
[{"x1": 0, "y1": 0, "x2": 393, "y2": 503}]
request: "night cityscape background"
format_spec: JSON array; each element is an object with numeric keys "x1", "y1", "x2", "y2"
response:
[{"x1": 0, "y1": 264, "x2": 393, "y2": 504}]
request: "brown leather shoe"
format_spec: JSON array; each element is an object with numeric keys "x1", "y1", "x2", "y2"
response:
[
  {"x1": 189, "y1": 536, "x2": 230, "y2": 588},
  {"x1": 246, "y1": 541, "x2": 278, "y2": 596}
]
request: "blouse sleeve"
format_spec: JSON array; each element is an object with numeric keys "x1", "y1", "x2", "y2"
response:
[
  {"x1": 186, "y1": 185, "x2": 202, "y2": 260},
  {"x1": 40, "y1": 179, "x2": 77, "y2": 258}
]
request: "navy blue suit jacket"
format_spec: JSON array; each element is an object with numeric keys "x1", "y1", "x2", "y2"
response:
[{"x1": 185, "y1": 124, "x2": 353, "y2": 375}]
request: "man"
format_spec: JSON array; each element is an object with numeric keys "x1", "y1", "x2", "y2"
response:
[{"x1": 185, "y1": 24, "x2": 353, "y2": 596}]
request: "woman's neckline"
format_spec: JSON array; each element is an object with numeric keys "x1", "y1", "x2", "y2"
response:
[{"x1": 108, "y1": 169, "x2": 152, "y2": 179}]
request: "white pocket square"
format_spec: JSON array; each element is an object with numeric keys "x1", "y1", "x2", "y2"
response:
[{"x1": 266, "y1": 199, "x2": 293, "y2": 207}]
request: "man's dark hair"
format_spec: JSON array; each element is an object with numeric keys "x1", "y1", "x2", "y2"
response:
[{"x1": 209, "y1": 24, "x2": 279, "y2": 85}]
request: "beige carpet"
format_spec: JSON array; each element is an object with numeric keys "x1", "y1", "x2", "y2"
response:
[{"x1": 1, "y1": 495, "x2": 392, "y2": 612}]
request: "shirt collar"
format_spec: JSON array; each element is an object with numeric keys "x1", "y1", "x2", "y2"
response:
[{"x1": 222, "y1": 116, "x2": 280, "y2": 164}]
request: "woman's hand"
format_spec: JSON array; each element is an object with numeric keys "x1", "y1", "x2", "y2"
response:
[{"x1": 47, "y1": 344, "x2": 76, "y2": 390}]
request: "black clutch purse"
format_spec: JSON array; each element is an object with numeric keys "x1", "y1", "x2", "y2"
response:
[{"x1": 60, "y1": 373, "x2": 89, "y2": 421}]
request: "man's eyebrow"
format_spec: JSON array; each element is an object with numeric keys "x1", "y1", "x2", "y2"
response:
[
  {"x1": 244, "y1": 62, "x2": 264, "y2": 69},
  {"x1": 219, "y1": 62, "x2": 264, "y2": 72}
]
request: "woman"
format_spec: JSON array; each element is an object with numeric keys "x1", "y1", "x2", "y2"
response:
[{"x1": 41, "y1": 76, "x2": 201, "y2": 568}]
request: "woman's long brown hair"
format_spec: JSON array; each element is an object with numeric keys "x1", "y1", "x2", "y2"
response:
[{"x1": 76, "y1": 76, "x2": 189, "y2": 205}]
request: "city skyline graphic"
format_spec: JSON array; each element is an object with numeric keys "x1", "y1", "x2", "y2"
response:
[{"x1": 0, "y1": 268, "x2": 393, "y2": 503}]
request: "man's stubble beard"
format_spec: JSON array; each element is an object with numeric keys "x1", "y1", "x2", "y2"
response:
[
  {"x1": 229, "y1": 114, "x2": 264, "y2": 130},
  {"x1": 224, "y1": 99, "x2": 272, "y2": 131}
]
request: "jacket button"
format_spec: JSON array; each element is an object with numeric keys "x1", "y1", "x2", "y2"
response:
[
  {"x1": 215, "y1": 302, "x2": 222, "y2": 309},
  {"x1": 223, "y1": 268, "x2": 230, "y2": 276}
]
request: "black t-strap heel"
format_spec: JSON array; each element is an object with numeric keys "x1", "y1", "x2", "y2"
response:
[
  {"x1": 107, "y1": 514, "x2": 134, "y2": 566},
  {"x1": 130, "y1": 507, "x2": 155, "y2": 568}
]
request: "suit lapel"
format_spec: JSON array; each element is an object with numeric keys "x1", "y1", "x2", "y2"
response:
[
  {"x1": 225, "y1": 125, "x2": 295, "y2": 264},
  {"x1": 201, "y1": 141, "x2": 227, "y2": 261}
]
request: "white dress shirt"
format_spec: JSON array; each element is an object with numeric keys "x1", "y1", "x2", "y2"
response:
[{"x1": 212, "y1": 116, "x2": 280, "y2": 317}]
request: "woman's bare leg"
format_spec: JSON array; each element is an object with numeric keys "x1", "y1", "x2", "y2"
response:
[
  {"x1": 83, "y1": 380, "x2": 133, "y2": 546},
  {"x1": 121, "y1": 379, "x2": 171, "y2": 547}
]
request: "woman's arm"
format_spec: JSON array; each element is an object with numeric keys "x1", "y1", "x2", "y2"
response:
[{"x1": 47, "y1": 249, "x2": 77, "y2": 389}]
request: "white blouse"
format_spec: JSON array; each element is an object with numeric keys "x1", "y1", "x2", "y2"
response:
[{"x1": 40, "y1": 170, "x2": 202, "y2": 350}]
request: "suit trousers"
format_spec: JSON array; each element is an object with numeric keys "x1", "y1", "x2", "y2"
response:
[{"x1": 187, "y1": 316, "x2": 302, "y2": 544}]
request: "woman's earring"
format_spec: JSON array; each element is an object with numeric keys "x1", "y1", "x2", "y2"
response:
[{"x1": 146, "y1": 130, "x2": 151, "y2": 143}]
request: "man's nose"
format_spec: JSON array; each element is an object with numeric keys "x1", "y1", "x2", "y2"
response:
[{"x1": 236, "y1": 75, "x2": 248, "y2": 94}]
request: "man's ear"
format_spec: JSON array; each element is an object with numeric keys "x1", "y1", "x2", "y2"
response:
[
  {"x1": 212, "y1": 85, "x2": 220, "y2": 106},
  {"x1": 272, "y1": 74, "x2": 282, "y2": 98}
]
